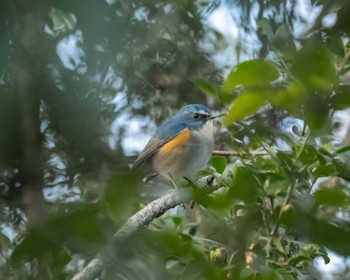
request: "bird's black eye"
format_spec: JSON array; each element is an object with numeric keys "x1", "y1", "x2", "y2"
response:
[{"x1": 193, "y1": 113, "x2": 200, "y2": 119}]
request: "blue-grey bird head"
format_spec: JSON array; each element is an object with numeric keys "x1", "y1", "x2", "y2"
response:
[
  {"x1": 175, "y1": 104, "x2": 212, "y2": 131},
  {"x1": 175, "y1": 104, "x2": 211, "y2": 130},
  {"x1": 154, "y1": 104, "x2": 213, "y2": 140}
]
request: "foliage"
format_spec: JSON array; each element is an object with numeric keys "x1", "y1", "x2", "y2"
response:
[{"x1": 1, "y1": 0, "x2": 350, "y2": 279}]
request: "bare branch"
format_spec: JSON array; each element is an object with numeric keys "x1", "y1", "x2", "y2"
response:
[{"x1": 212, "y1": 150, "x2": 268, "y2": 157}]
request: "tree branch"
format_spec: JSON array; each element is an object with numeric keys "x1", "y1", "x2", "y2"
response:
[
  {"x1": 212, "y1": 150, "x2": 268, "y2": 157},
  {"x1": 13, "y1": 0, "x2": 47, "y2": 229},
  {"x1": 71, "y1": 175, "x2": 223, "y2": 280}
]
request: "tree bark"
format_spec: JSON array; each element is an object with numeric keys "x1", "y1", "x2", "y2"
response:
[
  {"x1": 12, "y1": 1, "x2": 50, "y2": 279},
  {"x1": 13, "y1": 0, "x2": 47, "y2": 230}
]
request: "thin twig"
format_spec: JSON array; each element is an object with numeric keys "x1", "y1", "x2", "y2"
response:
[
  {"x1": 212, "y1": 150, "x2": 268, "y2": 157},
  {"x1": 265, "y1": 130, "x2": 310, "y2": 259}
]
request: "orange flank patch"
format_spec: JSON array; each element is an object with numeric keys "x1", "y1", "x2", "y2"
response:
[{"x1": 159, "y1": 128, "x2": 190, "y2": 154}]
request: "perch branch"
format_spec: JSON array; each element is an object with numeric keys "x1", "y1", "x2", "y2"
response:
[
  {"x1": 72, "y1": 175, "x2": 223, "y2": 280},
  {"x1": 212, "y1": 150, "x2": 268, "y2": 157}
]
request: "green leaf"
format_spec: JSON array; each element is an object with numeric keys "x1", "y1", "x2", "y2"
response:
[
  {"x1": 304, "y1": 95, "x2": 330, "y2": 131},
  {"x1": 326, "y1": 35, "x2": 345, "y2": 57},
  {"x1": 179, "y1": 233, "x2": 192, "y2": 242},
  {"x1": 268, "y1": 83, "x2": 307, "y2": 117},
  {"x1": 221, "y1": 59, "x2": 279, "y2": 94},
  {"x1": 299, "y1": 144, "x2": 322, "y2": 166},
  {"x1": 273, "y1": 24, "x2": 296, "y2": 57},
  {"x1": 211, "y1": 156, "x2": 227, "y2": 173},
  {"x1": 224, "y1": 91, "x2": 267, "y2": 125},
  {"x1": 314, "y1": 186, "x2": 348, "y2": 207},
  {"x1": 320, "y1": 253, "x2": 331, "y2": 265},
  {"x1": 172, "y1": 216, "x2": 182, "y2": 226},
  {"x1": 165, "y1": 257, "x2": 185, "y2": 274},
  {"x1": 280, "y1": 274, "x2": 296, "y2": 280},
  {"x1": 0, "y1": 231, "x2": 10, "y2": 250},
  {"x1": 229, "y1": 166, "x2": 259, "y2": 204},
  {"x1": 265, "y1": 180, "x2": 287, "y2": 196},
  {"x1": 194, "y1": 78, "x2": 217, "y2": 98},
  {"x1": 294, "y1": 214, "x2": 350, "y2": 256},
  {"x1": 288, "y1": 255, "x2": 310, "y2": 266},
  {"x1": 335, "y1": 145, "x2": 350, "y2": 154},
  {"x1": 280, "y1": 204, "x2": 297, "y2": 226},
  {"x1": 13, "y1": 243, "x2": 71, "y2": 274},
  {"x1": 272, "y1": 237, "x2": 285, "y2": 254},
  {"x1": 332, "y1": 155, "x2": 350, "y2": 181},
  {"x1": 263, "y1": 269, "x2": 284, "y2": 280},
  {"x1": 259, "y1": 18, "x2": 275, "y2": 43},
  {"x1": 276, "y1": 150, "x2": 294, "y2": 168},
  {"x1": 239, "y1": 267, "x2": 256, "y2": 279},
  {"x1": 330, "y1": 85, "x2": 350, "y2": 110},
  {"x1": 291, "y1": 44, "x2": 336, "y2": 91},
  {"x1": 312, "y1": 164, "x2": 337, "y2": 178}
]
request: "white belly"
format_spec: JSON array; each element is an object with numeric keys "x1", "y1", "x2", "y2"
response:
[{"x1": 153, "y1": 120, "x2": 214, "y2": 178}]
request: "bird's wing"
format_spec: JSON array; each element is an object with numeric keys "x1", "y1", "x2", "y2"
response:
[
  {"x1": 132, "y1": 137, "x2": 164, "y2": 169},
  {"x1": 132, "y1": 117, "x2": 187, "y2": 169}
]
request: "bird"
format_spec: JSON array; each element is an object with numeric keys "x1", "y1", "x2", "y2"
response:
[{"x1": 133, "y1": 104, "x2": 215, "y2": 185}]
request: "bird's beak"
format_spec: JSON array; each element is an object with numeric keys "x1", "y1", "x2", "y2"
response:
[{"x1": 208, "y1": 113, "x2": 225, "y2": 120}]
